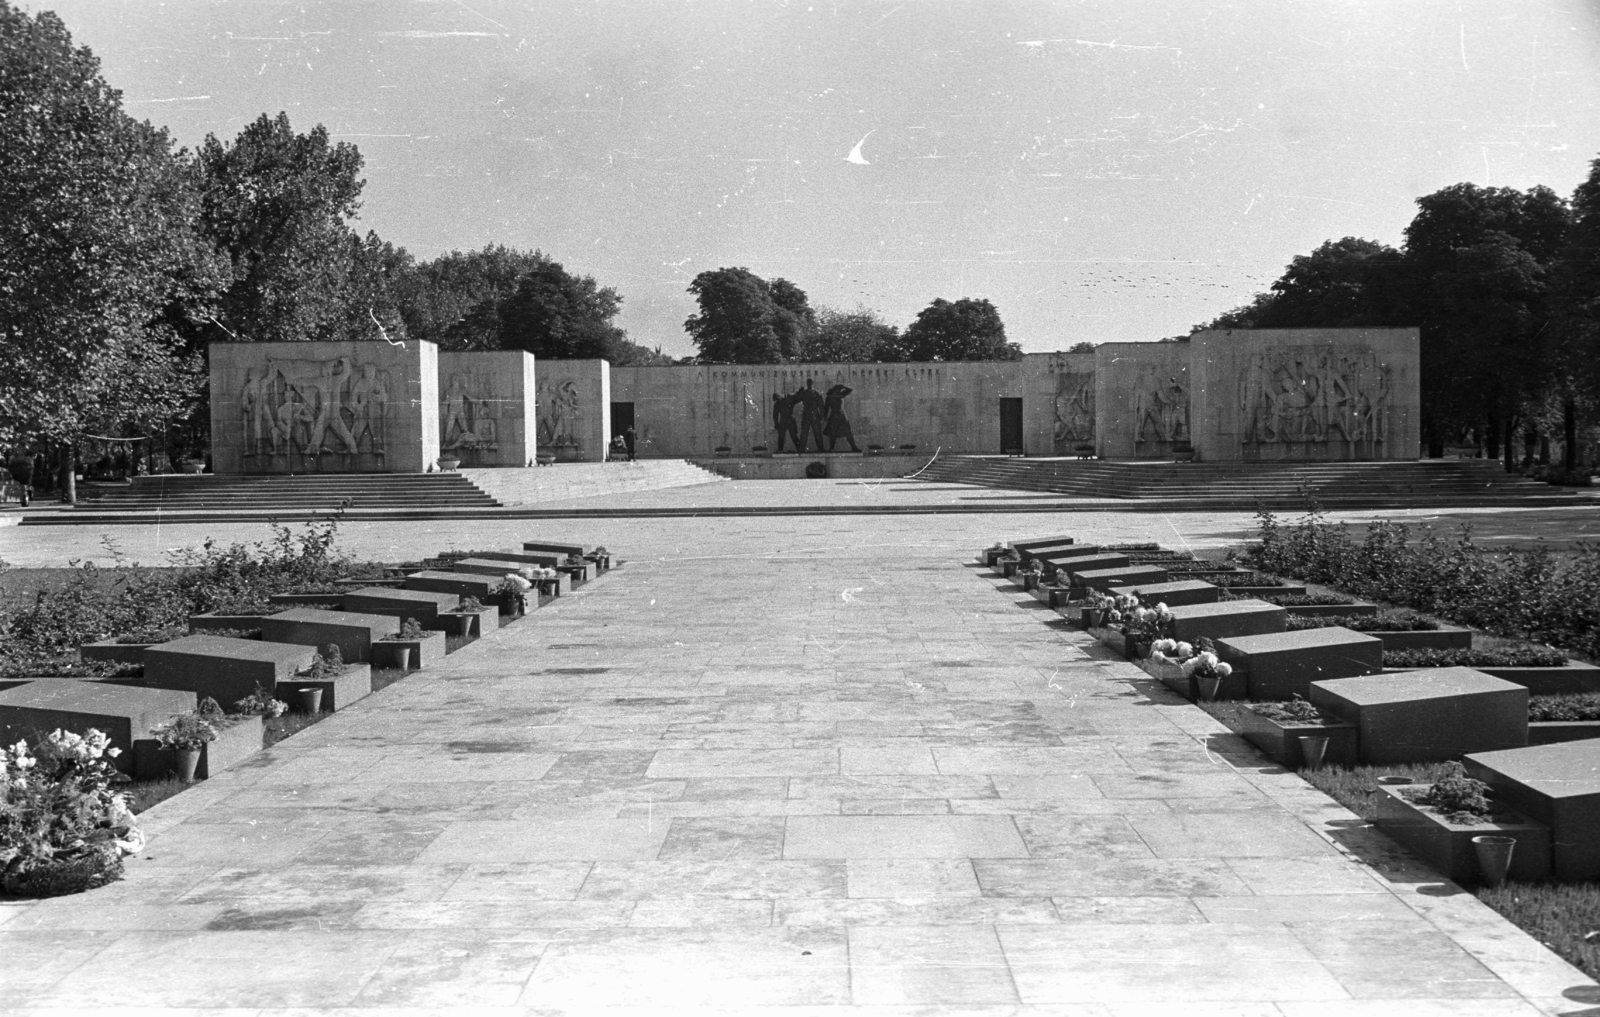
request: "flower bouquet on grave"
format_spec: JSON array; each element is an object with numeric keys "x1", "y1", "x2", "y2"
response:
[
  {"x1": 996, "y1": 547, "x2": 1023, "y2": 576},
  {"x1": 1119, "y1": 601, "x2": 1171, "y2": 660},
  {"x1": 1016, "y1": 557, "x2": 1045, "y2": 590},
  {"x1": 1149, "y1": 637, "x2": 1195, "y2": 667},
  {"x1": 1179, "y1": 640, "x2": 1234, "y2": 701},
  {"x1": 234, "y1": 682, "x2": 288, "y2": 718},
  {"x1": 498, "y1": 574, "x2": 533, "y2": 614},
  {"x1": 1081, "y1": 590, "x2": 1117, "y2": 629},
  {"x1": 0, "y1": 728, "x2": 144, "y2": 897},
  {"x1": 984, "y1": 542, "x2": 1009, "y2": 566}
]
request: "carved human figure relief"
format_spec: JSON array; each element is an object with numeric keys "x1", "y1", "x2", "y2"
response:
[{"x1": 1052, "y1": 372, "x2": 1094, "y2": 444}]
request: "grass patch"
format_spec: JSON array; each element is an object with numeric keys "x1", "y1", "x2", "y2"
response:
[
  {"x1": 124, "y1": 775, "x2": 190, "y2": 815},
  {"x1": 1476, "y1": 881, "x2": 1600, "y2": 980},
  {"x1": 264, "y1": 709, "x2": 327, "y2": 748}
]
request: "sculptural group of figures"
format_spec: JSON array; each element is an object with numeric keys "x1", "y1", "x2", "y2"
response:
[
  {"x1": 771, "y1": 380, "x2": 859, "y2": 453},
  {"x1": 1239, "y1": 349, "x2": 1391, "y2": 447},
  {"x1": 1052, "y1": 372, "x2": 1095, "y2": 446},
  {"x1": 238, "y1": 357, "x2": 389, "y2": 461},
  {"x1": 1133, "y1": 364, "x2": 1190, "y2": 443},
  {"x1": 440, "y1": 373, "x2": 499, "y2": 451},
  {"x1": 537, "y1": 379, "x2": 580, "y2": 449}
]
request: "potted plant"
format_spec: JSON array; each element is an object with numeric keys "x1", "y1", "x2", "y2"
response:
[
  {"x1": 0, "y1": 729, "x2": 144, "y2": 897},
  {"x1": 379, "y1": 617, "x2": 429, "y2": 669},
  {"x1": 1179, "y1": 643, "x2": 1235, "y2": 701},
  {"x1": 149, "y1": 710, "x2": 220, "y2": 782},
  {"x1": 233, "y1": 683, "x2": 288, "y2": 718},
  {"x1": 1120, "y1": 601, "x2": 1172, "y2": 660},
  {"x1": 294, "y1": 644, "x2": 347, "y2": 713}
]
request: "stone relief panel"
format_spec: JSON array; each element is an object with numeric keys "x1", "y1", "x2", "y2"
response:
[
  {"x1": 1051, "y1": 371, "x2": 1095, "y2": 450},
  {"x1": 1239, "y1": 349, "x2": 1391, "y2": 449},
  {"x1": 239, "y1": 355, "x2": 391, "y2": 467},
  {"x1": 439, "y1": 371, "x2": 499, "y2": 459},
  {"x1": 1133, "y1": 362, "x2": 1189, "y2": 444},
  {"x1": 537, "y1": 378, "x2": 580, "y2": 450}
]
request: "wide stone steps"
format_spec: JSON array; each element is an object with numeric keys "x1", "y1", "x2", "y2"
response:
[
  {"x1": 74, "y1": 474, "x2": 500, "y2": 511},
  {"x1": 912, "y1": 456, "x2": 1590, "y2": 507}
]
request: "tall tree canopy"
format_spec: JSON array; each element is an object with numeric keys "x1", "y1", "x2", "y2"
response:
[
  {"x1": 398, "y1": 245, "x2": 548, "y2": 351},
  {"x1": 899, "y1": 298, "x2": 1021, "y2": 361},
  {"x1": 768, "y1": 278, "x2": 816, "y2": 360},
  {"x1": 197, "y1": 112, "x2": 367, "y2": 344},
  {"x1": 0, "y1": 2, "x2": 222, "y2": 455},
  {"x1": 803, "y1": 306, "x2": 901, "y2": 362},
  {"x1": 496, "y1": 255, "x2": 629, "y2": 360},
  {"x1": 1204, "y1": 238, "x2": 1408, "y2": 330},
  {"x1": 683, "y1": 267, "x2": 785, "y2": 363}
]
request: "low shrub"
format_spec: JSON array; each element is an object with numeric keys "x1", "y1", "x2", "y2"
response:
[
  {"x1": 299, "y1": 643, "x2": 346, "y2": 680},
  {"x1": 1287, "y1": 610, "x2": 1440, "y2": 633},
  {"x1": 1401, "y1": 762, "x2": 1494, "y2": 823},
  {"x1": 1528, "y1": 693, "x2": 1600, "y2": 722},
  {"x1": 1245, "y1": 506, "x2": 1600, "y2": 660},
  {"x1": 1266, "y1": 592, "x2": 1355, "y2": 607},
  {"x1": 114, "y1": 625, "x2": 187, "y2": 644},
  {"x1": 1248, "y1": 695, "x2": 1330, "y2": 724},
  {"x1": 1207, "y1": 571, "x2": 1284, "y2": 588},
  {"x1": 1384, "y1": 646, "x2": 1569, "y2": 668}
]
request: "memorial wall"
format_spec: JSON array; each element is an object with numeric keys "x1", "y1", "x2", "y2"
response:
[
  {"x1": 209, "y1": 340, "x2": 439, "y2": 475},
  {"x1": 437, "y1": 351, "x2": 536, "y2": 467},
  {"x1": 206, "y1": 328, "x2": 1420, "y2": 473}
]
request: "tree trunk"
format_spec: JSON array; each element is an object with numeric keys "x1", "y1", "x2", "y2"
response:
[
  {"x1": 1539, "y1": 435, "x2": 1551, "y2": 465},
  {"x1": 1485, "y1": 414, "x2": 1501, "y2": 460},
  {"x1": 1522, "y1": 427, "x2": 1538, "y2": 467},
  {"x1": 59, "y1": 446, "x2": 76, "y2": 505},
  {"x1": 1565, "y1": 399, "x2": 1578, "y2": 470},
  {"x1": 1503, "y1": 417, "x2": 1517, "y2": 473}
]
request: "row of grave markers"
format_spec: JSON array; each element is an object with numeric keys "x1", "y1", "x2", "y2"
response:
[
  {"x1": 0, "y1": 539, "x2": 612, "y2": 786},
  {"x1": 981, "y1": 534, "x2": 1600, "y2": 885}
]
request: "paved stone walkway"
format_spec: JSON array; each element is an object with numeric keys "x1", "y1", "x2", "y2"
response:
[{"x1": 2, "y1": 519, "x2": 1597, "y2": 1014}]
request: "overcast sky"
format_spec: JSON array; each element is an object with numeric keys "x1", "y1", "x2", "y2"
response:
[{"x1": 34, "y1": 0, "x2": 1600, "y2": 358}]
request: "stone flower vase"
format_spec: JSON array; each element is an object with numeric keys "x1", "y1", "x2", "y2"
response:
[
  {"x1": 391, "y1": 645, "x2": 413, "y2": 671},
  {"x1": 299, "y1": 687, "x2": 324, "y2": 714},
  {"x1": 175, "y1": 747, "x2": 202, "y2": 783},
  {"x1": 1195, "y1": 673, "x2": 1223, "y2": 701},
  {"x1": 1472, "y1": 835, "x2": 1516, "y2": 886},
  {"x1": 1297, "y1": 735, "x2": 1330, "y2": 770}
]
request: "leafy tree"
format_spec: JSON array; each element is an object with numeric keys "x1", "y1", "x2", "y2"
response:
[
  {"x1": 197, "y1": 112, "x2": 366, "y2": 344},
  {"x1": 1196, "y1": 238, "x2": 1408, "y2": 332},
  {"x1": 1404, "y1": 184, "x2": 1568, "y2": 466},
  {"x1": 0, "y1": 3, "x2": 223, "y2": 496},
  {"x1": 899, "y1": 298, "x2": 1021, "y2": 361},
  {"x1": 803, "y1": 306, "x2": 900, "y2": 362},
  {"x1": 1550, "y1": 158, "x2": 1600, "y2": 468},
  {"x1": 398, "y1": 245, "x2": 549, "y2": 351},
  {"x1": 1066, "y1": 341, "x2": 1097, "y2": 354},
  {"x1": 684, "y1": 267, "x2": 783, "y2": 363},
  {"x1": 768, "y1": 278, "x2": 816, "y2": 360},
  {"x1": 496, "y1": 256, "x2": 629, "y2": 360}
]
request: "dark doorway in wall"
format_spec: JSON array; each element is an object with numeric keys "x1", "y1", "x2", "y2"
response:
[
  {"x1": 999, "y1": 397, "x2": 1024, "y2": 455},
  {"x1": 610, "y1": 402, "x2": 635, "y2": 456}
]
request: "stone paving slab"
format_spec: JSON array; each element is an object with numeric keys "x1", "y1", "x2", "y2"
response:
[{"x1": 0, "y1": 510, "x2": 1595, "y2": 1014}]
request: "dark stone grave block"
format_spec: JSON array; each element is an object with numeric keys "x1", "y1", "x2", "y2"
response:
[
  {"x1": 1282, "y1": 602, "x2": 1378, "y2": 618},
  {"x1": 1052, "y1": 553, "x2": 1132, "y2": 576},
  {"x1": 473, "y1": 549, "x2": 564, "y2": 567},
  {"x1": 1465, "y1": 741, "x2": 1600, "y2": 880},
  {"x1": 258, "y1": 608, "x2": 395, "y2": 664},
  {"x1": 522, "y1": 539, "x2": 589, "y2": 557},
  {"x1": 403, "y1": 570, "x2": 500, "y2": 601},
  {"x1": 145, "y1": 635, "x2": 317, "y2": 706},
  {"x1": 1311, "y1": 667, "x2": 1528, "y2": 764},
  {"x1": 0, "y1": 679, "x2": 194, "y2": 774},
  {"x1": 189, "y1": 611, "x2": 279, "y2": 634},
  {"x1": 1478, "y1": 662, "x2": 1600, "y2": 696},
  {"x1": 343, "y1": 587, "x2": 460, "y2": 629},
  {"x1": 1035, "y1": 545, "x2": 1110, "y2": 562},
  {"x1": 1129, "y1": 580, "x2": 1220, "y2": 608},
  {"x1": 452, "y1": 557, "x2": 535, "y2": 578},
  {"x1": 443, "y1": 605, "x2": 500, "y2": 638},
  {"x1": 1370, "y1": 626, "x2": 1473, "y2": 652},
  {"x1": 1011, "y1": 536, "x2": 1075, "y2": 559},
  {"x1": 1073, "y1": 564, "x2": 1170, "y2": 592},
  {"x1": 80, "y1": 639, "x2": 162, "y2": 666},
  {"x1": 1218, "y1": 627, "x2": 1384, "y2": 701},
  {"x1": 1167, "y1": 599, "x2": 1287, "y2": 643}
]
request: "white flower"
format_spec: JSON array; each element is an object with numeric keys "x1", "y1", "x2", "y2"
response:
[
  {"x1": 1216, "y1": 662, "x2": 1234, "y2": 677},
  {"x1": 1175, "y1": 641, "x2": 1194, "y2": 658},
  {"x1": 503, "y1": 573, "x2": 533, "y2": 592},
  {"x1": 1199, "y1": 651, "x2": 1219, "y2": 667}
]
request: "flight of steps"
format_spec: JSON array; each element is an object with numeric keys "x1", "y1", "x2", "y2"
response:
[
  {"x1": 70, "y1": 472, "x2": 500, "y2": 512},
  {"x1": 911, "y1": 456, "x2": 1591, "y2": 508}
]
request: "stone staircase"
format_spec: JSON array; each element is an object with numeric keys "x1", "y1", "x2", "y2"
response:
[
  {"x1": 71, "y1": 472, "x2": 501, "y2": 512},
  {"x1": 910, "y1": 456, "x2": 1591, "y2": 508}
]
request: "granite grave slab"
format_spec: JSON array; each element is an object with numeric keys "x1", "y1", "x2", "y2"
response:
[
  {"x1": 1072, "y1": 564, "x2": 1171, "y2": 592},
  {"x1": 403, "y1": 570, "x2": 501, "y2": 601},
  {"x1": 1128, "y1": 579, "x2": 1220, "y2": 608},
  {"x1": 144, "y1": 634, "x2": 318, "y2": 706},
  {"x1": 1465, "y1": 740, "x2": 1600, "y2": 880},
  {"x1": 0, "y1": 679, "x2": 194, "y2": 774},
  {"x1": 1166, "y1": 599, "x2": 1287, "y2": 643},
  {"x1": 1310, "y1": 667, "x2": 1528, "y2": 764},
  {"x1": 1217, "y1": 627, "x2": 1384, "y2": 701},
  {"x1": 343, "y1": 586, "x2": 461, "y2": 628},
  {"x1": 258, "y1": 607, "x2": 396, "y2": 663},
  {"x1": 277, "y1": 662, "x2": 373, "y2": 713}
]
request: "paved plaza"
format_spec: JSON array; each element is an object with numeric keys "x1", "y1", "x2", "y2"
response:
[{"x1": 1, "y1": 482, "x2": 1597, "y2": 1014}]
